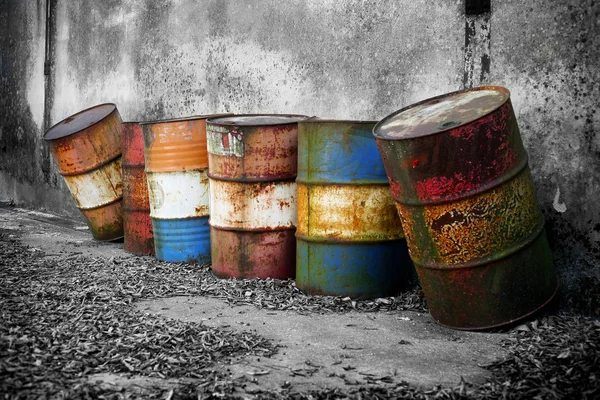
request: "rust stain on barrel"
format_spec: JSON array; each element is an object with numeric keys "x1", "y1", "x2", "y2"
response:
[
  {"x1": 43, "y1": 104, "x2": 124, "y2": 241},
  {"x1": 208, "y1": 123, "x2": 299, "y2": 180},
  {"x1": 207, "y1": 114, "x2": 308, "y2": 279},
  {"x1": 122, "y1": 122, "x2": 154, "y2": 255}
]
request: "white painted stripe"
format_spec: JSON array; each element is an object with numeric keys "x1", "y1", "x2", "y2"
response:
[
  {"x1": 209, "y1": 179, "x2": 296, "y2": 230},
  {"x1": 146, "y1": 170, "x2": 210, "y2": 219},
  {"x1": 63, "y1": 157, "x2": 122, "y2": 209}
]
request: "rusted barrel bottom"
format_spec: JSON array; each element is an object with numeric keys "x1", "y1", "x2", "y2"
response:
[
  {"x1": 417, "y1": 229, "x2": 558, "y2": 330},
  {"x1": 296, "y1": 237, "x2": 413, "y2": 299},
  {"x1": 79, "y1": 200, "x2": 124, "y2": 241},
  {"x1": 152, "y1": 216, "x2": 211, "y2": 264},
  {"x1": 124, "y1": 209, "x2": 154, "y2": 256},
  {"x1": 210, "y1": 227, "x2": 295, "y2": 279}
]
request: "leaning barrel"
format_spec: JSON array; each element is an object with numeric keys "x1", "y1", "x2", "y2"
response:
[
  {"x1": 122, "y1": 122, "x2": 154, "y2": 255},
  {"x1": 373, "y1": 86, "x2": 558, "y2": 330},
  {"x1": 43, "y1": 103, "x2": 124, "y2": 241},
  {"x1": 207, "y1": 114, "x2": 308, "y2": 279},
  {"x1": 296, "y1": 120, "x2": 412, "y2": 298},
  {"x1": 141, "y1": 115, "x2": 221, "y2": 263}
]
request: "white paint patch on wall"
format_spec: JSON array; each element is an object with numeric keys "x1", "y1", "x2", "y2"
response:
[
  {"x1": 50, "y1": 3, "x2": 78, "y2": 122},
  {"x1": 52, "y1": 53, "x2": 138, "y2": 123},
  {"x1": 49, "y1": 1, "x2": 140, "y2": 123},
  {"x1": 25, "y1": 3, "x2": 46, "y2": 129},
  {"x1": 304, "y1": 0, "x2": 340, "y2": 11},
  {"x1": 553, "y1": 187, "x2": 567, "y2": 213}
]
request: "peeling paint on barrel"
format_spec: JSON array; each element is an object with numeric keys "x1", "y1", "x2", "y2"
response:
[
  {"x1": 122, "y1": 122, "x2": 154, "y2": 256},
  {"x1": 374, "y1": 86, "x2": 558, "y2": 330},
  {"x1": 142, "y1": 115, "x2": 228, "y2": 263},
  {"x1": 43, "y1": 104, "x2": 124, "y2": 241},
  {"x1": 296, "y1": 120, "x2": 412, "y2": 298},
  {"x1": 207, "y1": 114, "x2": 308, "y2": 279}
]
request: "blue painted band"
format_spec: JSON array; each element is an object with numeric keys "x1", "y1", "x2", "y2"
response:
[
  {"x1": 296, "y1": 239, "x2": 412, "y2": 299},
  {"x1": 152, "y1": 216, "x2": 211, "y2": 263},
  {"x1": 297, "y1": 122, "x2": 388, "y2": 183}
]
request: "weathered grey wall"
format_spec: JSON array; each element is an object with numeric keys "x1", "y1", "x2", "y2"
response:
[
  {"x1": 1, "y1": 0, "x2": 599, "y2": 313},
  {"x1": 490, "y1": 1, "x2": 600, "y2": 313}
]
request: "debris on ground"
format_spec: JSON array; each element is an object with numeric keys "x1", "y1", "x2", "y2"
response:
[
  {"x1": 0, "y1": 230, "x2": 275, "y2": 399},
  {"x1": 1, "y1": 229, "x2": 599, "y2": 399}
]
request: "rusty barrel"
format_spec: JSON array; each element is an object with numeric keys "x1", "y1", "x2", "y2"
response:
[
  {"x1": 141, "y1": 115, "x2": 221, "y2": 263},
  {"x1": 122, "y1": 122, "x2": 154, "y2": 255},
  {"x1": 207, "y1": 114, "x2": 308, "y2": 279},
  {"x1": 43, "y1": 103, "x2": 124, "y2": 241},
  {"x1": 373, "y1": 86, "x2": 558, "y2": 330},
  {"x1": 295, "y1": 120, "x2": 412, "y2": 298}
]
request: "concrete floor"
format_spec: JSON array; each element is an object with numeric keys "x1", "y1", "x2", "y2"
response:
[{"x1": 0, "y1": 206, "x2": 508, "y2": 392}]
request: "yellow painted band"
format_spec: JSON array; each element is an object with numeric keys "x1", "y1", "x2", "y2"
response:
[
  {"x1": 297, "y1": 183, "x2": 404, "y2": 241},
  {"x1": 397, "y1": 167, "x2": 543, "y2": 266}
]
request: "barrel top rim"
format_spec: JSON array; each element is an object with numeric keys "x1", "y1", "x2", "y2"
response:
[
  {"x1": 43, "y1": 103, "x2": 117, "y2": 140},
  {"x1": 373, "y1": 86, "x2": 511, "y2": 140},
  {"x1": 298, "y1": 118, "x2": 378, "y2": 125},
  {"x1": 206, "y1": 114, "x2": 310, "y2": 126},
  {"x1": 139, "y1": 113, "x2": 233, "y2": 126}
]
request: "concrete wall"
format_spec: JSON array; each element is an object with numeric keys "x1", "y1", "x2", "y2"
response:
[{"x1": 1, "y1": 0, "x2": 599, "y2": 313}]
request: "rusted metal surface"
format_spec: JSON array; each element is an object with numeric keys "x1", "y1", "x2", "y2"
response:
[
  {"x1": 207, "y1": 114, "x2": 308, "y2": 279},
  {"x1": 43, "y1": 104, "x2": 124, "y2": 241},
  {"x1": 373, "y1": 86, "x2": 558, "y2": 330},
  {"x1": 141, "y1": 116, "x2": 223, "y2": 263},
  {"x1": 210, "y1": 228, "x2": 296, "y2": 279},
  {"x1": 210, "y1": 180, "x2": 296, "y2": 230},
  {"x1": 122, "y1": 122, "x2": 154, "y2": 255},
  {"x1": 295, "y1": 120, "x2": 411, "y2": 298}
]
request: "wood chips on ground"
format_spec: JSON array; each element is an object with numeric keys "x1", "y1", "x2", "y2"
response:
[{"x1": 1, "y1": 229, "x2": 599, "y2": 399}]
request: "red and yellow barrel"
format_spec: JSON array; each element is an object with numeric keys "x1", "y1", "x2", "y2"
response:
[{"x1": 373, "y1": 86, "x2": 558, "y2": 330}]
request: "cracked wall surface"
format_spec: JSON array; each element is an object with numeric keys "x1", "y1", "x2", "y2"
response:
[{"x1": 1, "y1": 0, "x2": 599, "y2": 313}]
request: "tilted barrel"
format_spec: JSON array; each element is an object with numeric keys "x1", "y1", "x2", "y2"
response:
[
  {"x1": 207, "y1": 114, "x2": 308, "y2": 279},
  {"x1": 296, "y1": 120, "x2": 412, "y2": 298},
  {"x1": 122, "y1": 122, "x2": 154, "y2": 255},
  {"x1": 373, "y1": 86, "x2": 558, "y2": 330},
  {"x1": 142, "y1": 115, "x2": 225, "y2": 263},
  {"x1": 43, "y1": 104, "x2": 124, "y2": 241}
]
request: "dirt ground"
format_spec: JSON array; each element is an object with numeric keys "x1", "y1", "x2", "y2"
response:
[{"x1": 1, "y1": 205, "x2": 598, "y2": 399}]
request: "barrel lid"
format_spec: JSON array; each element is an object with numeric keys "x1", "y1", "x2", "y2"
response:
[
  {"x1": 207, "y1": 114, "x2": 309, "y2": 126},
  {"x1": 139, "y1": 113, "x2": 232, "y2": 126},
  {"x1": 44, "y1": 103, "x2": 116, "y2": 140},
  {"x1": 374, "y1": 86, "x2": 510, "y2": 140}
]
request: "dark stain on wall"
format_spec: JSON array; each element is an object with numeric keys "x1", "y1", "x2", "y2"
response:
[
  {"x1": 42, "y1": 0, "x2": 57, "y2": 185},
  {"x1": 463, "y1": 12, "x2": 491, "y2": 89},
  {"x1": 489, "y1": 1, "x2": 600, "y2": 314},
  {"x1": 0, "y1": 1, "x2": 43, "y2": 186}
]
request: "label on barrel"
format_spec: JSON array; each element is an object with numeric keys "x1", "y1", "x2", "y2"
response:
[{"x1": 207, "y1": 125, "x2": 244, "y2": 158}]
